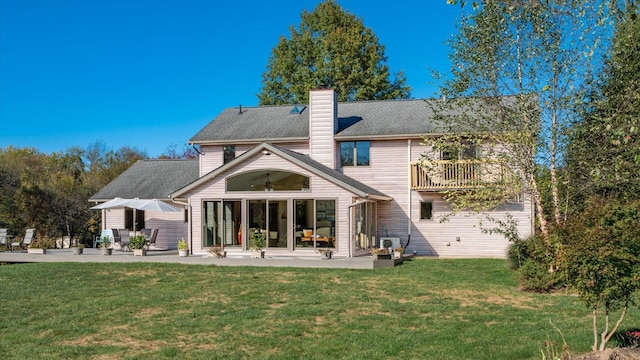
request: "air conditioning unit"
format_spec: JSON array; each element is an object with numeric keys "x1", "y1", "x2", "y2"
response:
[{"x1": 379, "y1": 237, "x2": 401, "y2": 249}]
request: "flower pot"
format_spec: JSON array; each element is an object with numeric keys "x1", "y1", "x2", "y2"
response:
[
  {"x1": 72, "y1": 247, "x2": 83, "y2": 255},
  {"x1": 251, "y1": 250, "x2": 265, "y2": 259},
  {"x1": 101, "y1": 248, "x2": 112, "y2": 256},
  {"x1": 133, "y1": 248, "x2": 147, "y2": 256},
  {"x1": 28, "y1": 248, "x2": 46, "y2": 255},
  {"x1": 178, "y1": 249, "x2": 189, "y2": 257}
]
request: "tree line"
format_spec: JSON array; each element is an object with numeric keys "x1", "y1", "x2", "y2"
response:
[{"x1": 0, "y1": 142, "x2": 195, "y2": 245}]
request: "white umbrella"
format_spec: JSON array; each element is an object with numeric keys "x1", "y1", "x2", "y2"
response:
[
  {"x1": 126, "y1": 199, "x2": 182, "y2": 212},
  {"x1": 90, "y1": 197, "x2": 131, "y2": 210},
  {"x1": 90, "y1": 198, "x2": 182, "y2": 239}
]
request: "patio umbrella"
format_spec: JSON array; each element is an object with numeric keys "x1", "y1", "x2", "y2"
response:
[
  {"x1": 90, "y1": 197, "x2": 131, "y2": 210},
  {"x1": 126, "y1": 199, "x2": 182, "y2": 212},
  {"x1": 90, "y1": 198, "x2": 182, "y2": 238}
]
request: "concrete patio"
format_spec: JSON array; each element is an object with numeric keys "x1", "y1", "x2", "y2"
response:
[{"x1": 0, "y1": 248, "x2": 386, "y2": 269}]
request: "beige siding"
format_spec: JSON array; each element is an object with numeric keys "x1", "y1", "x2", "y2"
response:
[
  {"x1": 200, "y1": 143, "x2": 310, "y2": 175},
  {"x1": 342, "y1": 139, "x2": 410, "y2": 246},
  {"x1": 407, "y1": 192, "x2": 533, "y2": 257},
  {"x1": 341, "y1": 138, "x2": 533, "y2": 258},
  {"x1": 184, "y1": 151, "x2": 355, "y2": 256},
  {"x1": 309, "y1": 89, "x2": 336, "y2": 168},
  {"x1": 200, "y1": 145, "x2": 222, "y2": 176},
  {"x1": 104, "y1": 208, "x2": 125, "y2": 229}
]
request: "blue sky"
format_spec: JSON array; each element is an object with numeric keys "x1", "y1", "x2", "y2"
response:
[{"x1": 0, "y1": 0, "x2": 461, "y2": 158}]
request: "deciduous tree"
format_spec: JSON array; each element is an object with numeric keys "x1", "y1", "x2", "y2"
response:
[
  {"x1": 425, "y1": 1, "x2": 613, "y2": 239},
  {"x1": 560, "y1": 198, "x2": 640, "y2": 352},
  {"x1": 567, "y1": 3, "x2": 640, "y2": 204},
  {"x1": 258, "y1": 0, "x2": 410, "y2": 105}
]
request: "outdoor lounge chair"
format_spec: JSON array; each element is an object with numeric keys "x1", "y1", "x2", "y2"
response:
[
  {"x1": 118, "y1": 229, "x2": 130, "y2": 251},
  {"x1": 11, "y1": 228, "x2": 35, "y2": 252},
  {"x1": 0, "y1": 229, "x2": 8, "y2": 250},
  {"x1": 145, "y1": 229, "x2": 158, "y2": 250}
]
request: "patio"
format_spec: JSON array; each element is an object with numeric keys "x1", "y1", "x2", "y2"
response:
[{"x1": 0, "y1": 248, "x2": 379, "y2": 269}]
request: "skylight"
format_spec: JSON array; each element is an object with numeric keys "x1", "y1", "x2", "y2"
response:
[{"x1": 290, "y1": 105, "x2": 306, "y2": 114}]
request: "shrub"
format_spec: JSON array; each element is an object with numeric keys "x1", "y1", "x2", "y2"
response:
[
  {"x1": 29, "y1": 236, "x2": 55, "y2": 249},
  {"x1": 129, "y1": 235, "x2": 147, "y2": 250},
  {"x1": 518, "y1": 260, "x2": 563, "y2": 293},
  {"x1": 250, "y1": 232, "x2": 265, "y2": 250},
  {"x1": 510, "y1": 234, "x2": 565, "y2": 292}
]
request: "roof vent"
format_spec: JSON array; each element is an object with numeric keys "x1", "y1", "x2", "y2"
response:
[{"x1": 290, "y1": 105, "x2": 306, "y2": 114}]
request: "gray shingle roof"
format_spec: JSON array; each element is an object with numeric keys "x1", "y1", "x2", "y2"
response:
[
  {"x1": 189, "y1": 99, "x2": 443, "y2": 143},
  {"x1": 89, "y1": 160, "x2": 199, "y2": 201}
]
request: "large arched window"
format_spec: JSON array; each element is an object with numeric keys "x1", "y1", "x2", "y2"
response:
[{"x1": 226, "y1": 170, "x2": 310, "y2": 192}]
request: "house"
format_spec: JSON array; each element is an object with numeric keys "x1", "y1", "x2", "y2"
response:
[{"x1": 91, "y1": 88, "x2": 533, "y2": 257}]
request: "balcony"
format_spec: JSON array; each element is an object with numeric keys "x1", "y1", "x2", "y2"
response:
[{"x1": 410, "y1": 160, "x2": 514, "y2": 191}]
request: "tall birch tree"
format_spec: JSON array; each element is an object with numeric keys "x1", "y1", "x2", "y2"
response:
[{"x1": 424, "y1": 1, "x2": 612, "y2": 240}]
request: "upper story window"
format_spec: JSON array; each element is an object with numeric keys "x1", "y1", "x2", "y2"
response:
[
  {"x1": 340, "y1": 141, "x2": 370, "y2": 166},
  {"x1": 223, "y1": 145, "x2": 236, "y2": 164},
  {"x1": 442, "y1": 142, "x2": 478, "y2": 161}
]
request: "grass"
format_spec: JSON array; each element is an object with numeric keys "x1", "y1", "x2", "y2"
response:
[{"x1": 0, "y1": 258, "x2": 637, "y2": 359}]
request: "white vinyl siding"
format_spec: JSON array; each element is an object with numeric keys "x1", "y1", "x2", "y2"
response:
[{"x1": 309, "y1": 89, "x2": 336, "y2": 168}]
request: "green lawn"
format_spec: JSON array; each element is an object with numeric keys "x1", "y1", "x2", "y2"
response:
[{"x1": 0, "y1": 259, "x2": 637, "y2": 359}]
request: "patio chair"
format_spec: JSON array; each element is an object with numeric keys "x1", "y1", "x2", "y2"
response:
[
  {"x1": 0, "y1": 229, "x2": 8, "y2": 250},
  {"x1": 11, "y1": 228, "x2": 35, "y2": 252},
  {"x1": 118, "y1": 229, "x2": 130, "y2": 251},
  {"x1": 145, "y1": 229, "x2": 158, "y2": 250},
  {"x1": 111, "y1": 228, "x2": 121, "y2": 245}
]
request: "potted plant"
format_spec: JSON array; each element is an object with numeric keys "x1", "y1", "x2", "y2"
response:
[
  {"x1": 250, "y1": 231, "x2": 266, "y2": 259},
  {"x1": 129, "y1": 235, "x2": 147, "y2": 256},
  {"x1": 393, "y1": 247, "x2": 404, "y2": 259},
  {"x1": 178, "y1": 238, "x2": 189, "y2": 257},
  {"x1": 317, "y1": 248, "x2": 333, "y2": 259},
  {"x1": 27, "y1": 237, "x2": 54, "y2": 254},
  {"x1": 72, "y1": 241, "x2": 84, "y2": 255},
  {"x1": 100, "y1": 236, "x2": 112, "y2": 255},
  {"x1": 371, "y1": 247, "x2": 391, "y2": 260},
  {"x1": 209, "y1": 245, "x2": 226, "y2": 258}
]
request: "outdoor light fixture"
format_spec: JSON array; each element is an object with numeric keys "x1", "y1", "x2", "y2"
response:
[
  {"x1": 262, "y1": 149, "x2": 271, "y2": 155},
  {"x1": 264, "y1": 173, "x2": 273, "y2": 191}
]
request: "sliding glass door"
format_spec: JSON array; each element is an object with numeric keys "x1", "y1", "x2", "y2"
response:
[{"x1": 203, "y1": 200, "x2": 241, "y2": 248}]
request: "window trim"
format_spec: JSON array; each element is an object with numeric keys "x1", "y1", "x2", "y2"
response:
[
  {"x1": 340, "y1": 140, "x2": 370, "y2": 167},
  {"x1": 420, "y1": 201, "x2": 433, "y2": 220},
  {"x1": 223, "y1": 145, "x2": 236, "y2": 164}
]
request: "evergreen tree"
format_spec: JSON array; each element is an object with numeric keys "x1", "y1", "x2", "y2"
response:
[{"x1": 258, "y1": 0, "x2": 410, "y2": 105}]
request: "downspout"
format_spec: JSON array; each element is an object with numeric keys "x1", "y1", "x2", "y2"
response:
[
  {"x1": 171, "y1": 198, "x2": 192, "y2": 255},
  {"x1": 406, "y1": 139, "x2": 412, "y2": 250}
]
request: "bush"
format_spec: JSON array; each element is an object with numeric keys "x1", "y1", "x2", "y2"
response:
[
  {"x1": 509, "y1": 235, "x2": 565, "y2": 292},
  {"x1": 519, "y1": 260, "x2": 563, "y2": 292},
  {"x1": 129, "y1": 235, "x2": 147, "y2": 250}
]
